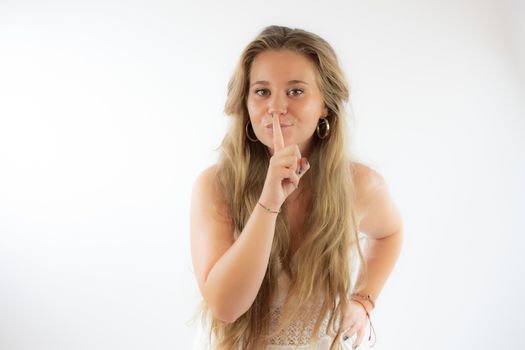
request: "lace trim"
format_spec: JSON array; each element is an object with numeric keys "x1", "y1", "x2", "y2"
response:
[{"x1": 267, "y1": 302, "x2": 338, "y2": 345}]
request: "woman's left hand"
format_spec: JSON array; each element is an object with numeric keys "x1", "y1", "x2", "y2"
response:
[{"x1": 340, "y1": 300, "x2": 369, "y2": 349}]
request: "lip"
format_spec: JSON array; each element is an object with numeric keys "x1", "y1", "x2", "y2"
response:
[{"x1": 265, "y1": 124, "x2": 293, "y2": 129}]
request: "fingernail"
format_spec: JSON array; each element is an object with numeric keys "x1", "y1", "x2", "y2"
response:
[
  {"x1": 299, "y1": 158, "x2": 307, "y2": 172},
  {"x1": 303, "y1": 164, "x2": 309, "y2": 173}
]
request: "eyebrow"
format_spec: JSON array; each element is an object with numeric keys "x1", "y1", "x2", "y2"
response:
[{"x1": 250, "y1": 80, "x2": 309, "y2": 87}]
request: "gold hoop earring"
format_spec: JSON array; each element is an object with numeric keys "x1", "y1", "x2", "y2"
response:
[
  {"x1": 316, "y1": 117, "x2": 330, "y2": 139},
  {"x1": 245, "y1": 121, "x2": 259, "y2": 142}
]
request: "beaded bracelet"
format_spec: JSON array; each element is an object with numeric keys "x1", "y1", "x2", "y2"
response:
[
  {"x1": 257, "y1": 201, "x2": 281, "y2": 214},
  {"x1": 350, "y1": 292, "x2": 376, "y2": 309},
  {"x1": 350, "y1": 298, "x2": 377, "y2": 347},
  {"x1": 350, "y1": 293, "x2": 377, "y2": 347}
]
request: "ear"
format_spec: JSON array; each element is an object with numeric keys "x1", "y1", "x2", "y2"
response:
[{"x1": 323, "y1": 106, "x2": 328, "y2": 117}]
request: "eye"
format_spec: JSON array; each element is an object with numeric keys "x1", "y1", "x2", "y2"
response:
[
  {"x1": 254, "y1": 89, "x2": 269, "y2": 96},
  {"x1": 253, "y1": 88, "x2": 304, "y2": 97},
  {"x1": 288, "y1": 88, "x2": 304, "y2": 96}
]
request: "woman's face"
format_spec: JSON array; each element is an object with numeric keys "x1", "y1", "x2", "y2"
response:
[{"x1": 246, "y1": 49, "x2": 328, "y2": 157}]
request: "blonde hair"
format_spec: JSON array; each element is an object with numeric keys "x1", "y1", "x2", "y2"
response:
[{"x1": 193, "y1": 25, "x2": 366, "y2": 350}]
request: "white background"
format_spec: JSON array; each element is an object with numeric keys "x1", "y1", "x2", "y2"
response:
[{"x1": 0, "y1": 0, "x2": 524, "y2": 349}]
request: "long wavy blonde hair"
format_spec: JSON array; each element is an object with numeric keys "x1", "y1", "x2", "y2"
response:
[{"x1": 194, "y1": 25, "x2": 367, "y2": 350}]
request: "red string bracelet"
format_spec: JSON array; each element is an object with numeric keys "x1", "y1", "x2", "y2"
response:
[{"x1": 350, "y1": 298, "x2": 377, "y2": 347}]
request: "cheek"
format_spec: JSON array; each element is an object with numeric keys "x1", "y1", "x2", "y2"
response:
[
  {"x1": 246, "y1": 97, "x2": 257, "y2": 114},
  {"x1": 301, "y1": 97, "x2": 323, "y2": 113},
  {"x1": 246, "y1": 98, "x2": 265, "y2": 119}
]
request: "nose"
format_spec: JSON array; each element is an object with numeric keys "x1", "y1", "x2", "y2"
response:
[{"x1": 267, "y1": 94, "x2": 287, "y2": 117}]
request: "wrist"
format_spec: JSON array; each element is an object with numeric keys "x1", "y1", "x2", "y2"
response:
[
  {"x1": 350, "y1": 292, "x2": 376, "y2": 313},
  {"x1": 258, "y1": 195, "x2": 281, "y2": 214},
  {"x1": 350, "y1": 298, "x2": 373, "y2": 314},
  {"x1": 257, "y1": 201, "x2": 280, "y2": 214}
]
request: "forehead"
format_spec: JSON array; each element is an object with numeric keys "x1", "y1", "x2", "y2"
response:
[{"x1": 249, "y1": 50, "x2": 318, "y2": 83}]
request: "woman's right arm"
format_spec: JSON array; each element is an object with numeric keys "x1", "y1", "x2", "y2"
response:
[
  {"x1": 190, "y1": 165, "x2": 279, "y2": 323},
  {"x1": 190, "y1": 114, "x2": 309, "y2": 323}
]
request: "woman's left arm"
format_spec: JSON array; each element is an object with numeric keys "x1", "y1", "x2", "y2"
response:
[
  {"x1": 341, "y1": 166, "x2": 403, "y2": 348},
  {"x1": 353, "y1": 170, "x2": 404, "y2": 311}
]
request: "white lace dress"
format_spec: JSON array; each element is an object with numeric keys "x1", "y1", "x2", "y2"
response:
[{"x1": 192, "y1": 255, "x2": 355, "y2": 350}]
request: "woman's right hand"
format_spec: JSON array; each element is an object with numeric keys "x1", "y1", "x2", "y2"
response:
[{"x1": 259, "y1": 113, "x2": 311, "y2": 211}]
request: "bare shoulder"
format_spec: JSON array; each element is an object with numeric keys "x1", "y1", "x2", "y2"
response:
[
  {"x1": 195, "y1": 163, "x2": 219, "y2": 187},
  {"x1": 190, "y1": 164, "x2": 235, "y2": 294},
  {"x1": 350, "y1": 161, "x2": 402, "y2": 238},
  {"x1": 351, "y1": 161, "x2": 386, "y2": 195},
  {"x1": 351, "y1": 161, "x2": 386, "y2": 219},
  {"x1": 192, "y1": 164, "x2": 231, "y2": 220}
]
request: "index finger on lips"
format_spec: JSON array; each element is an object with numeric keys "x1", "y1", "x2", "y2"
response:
[{"x1": 272, "y1": 112, "x2": 285, "y2": 152}]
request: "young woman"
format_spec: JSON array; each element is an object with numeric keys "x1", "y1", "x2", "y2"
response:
[{"x1": 190, "y1": 25, "x2": 403, "y2": 350}]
